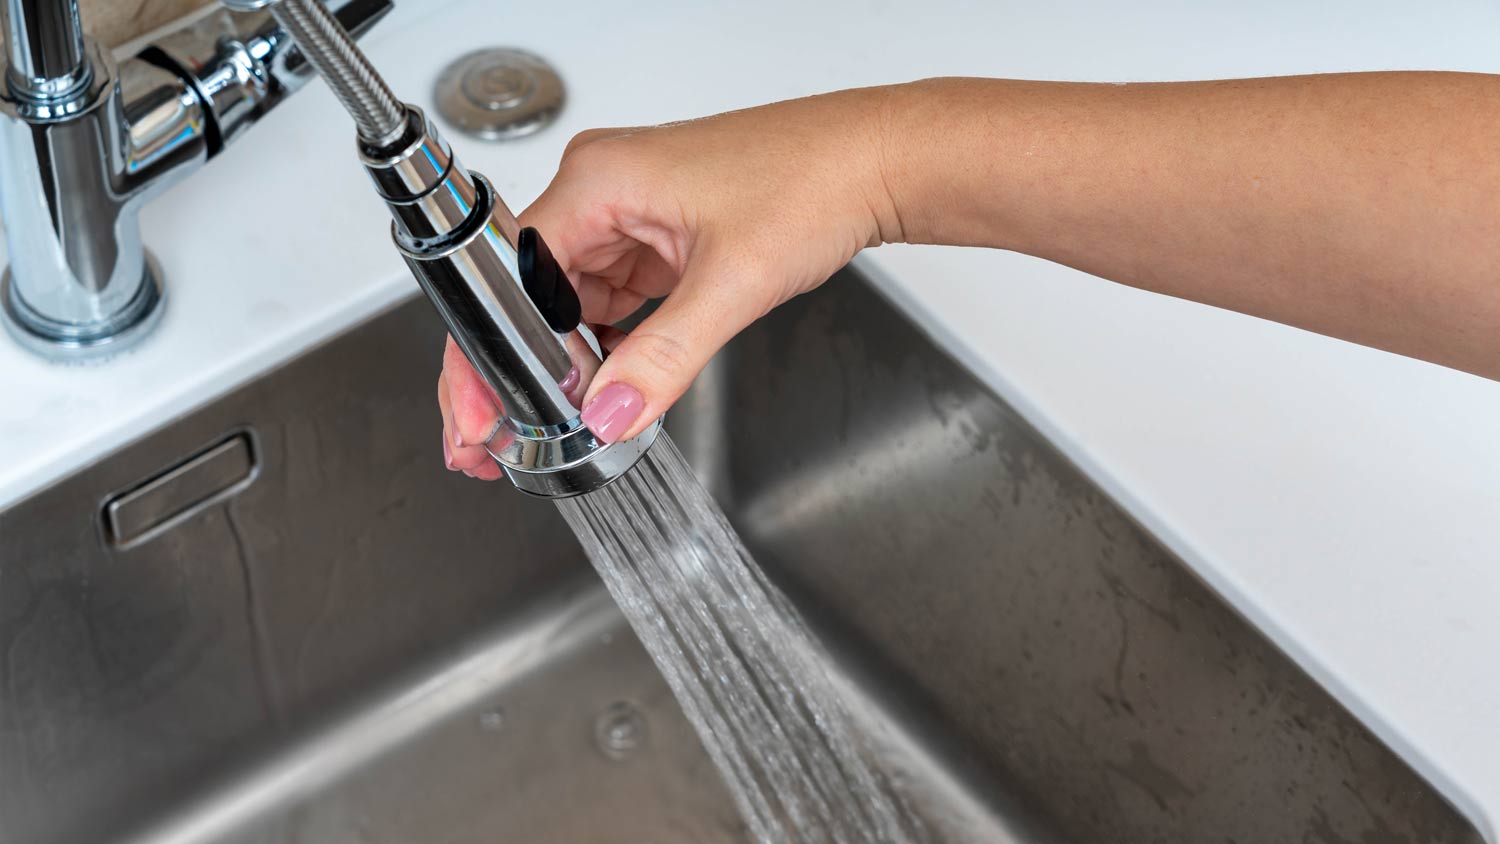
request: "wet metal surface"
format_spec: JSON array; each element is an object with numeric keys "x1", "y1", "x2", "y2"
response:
[{"x1": 0, "y1": 271, "x2": 1484, "y2": 843}]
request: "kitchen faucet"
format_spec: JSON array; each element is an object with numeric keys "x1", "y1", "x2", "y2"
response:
[
  {"x1": 0, "y1": 0, "x2": 391, "y2": 358},
  {"x1": 227, "y1": 0, "x2": 660, "y2": 496}
]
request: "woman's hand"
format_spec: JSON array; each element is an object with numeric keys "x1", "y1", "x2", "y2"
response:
[
  {"x1": 440, "y1": 71, "x2": 1500, "y2": 479},
  {"x1": 439, "y1": 86, "x2": 904, "y2": 478}
]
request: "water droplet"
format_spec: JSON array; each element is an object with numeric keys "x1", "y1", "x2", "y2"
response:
[
  {"x1": 479, "y1": 706, "x2": 505, "y2": 732},
  {"x1": 593, "y1": 701, "x2": 648, "y2": 760}
]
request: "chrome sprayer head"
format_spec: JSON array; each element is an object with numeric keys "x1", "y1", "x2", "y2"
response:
[
  {"x1": 234, "y1": 0, "x2": 659, "y2": 496},
  {"x1": 365, "y1": 106, "x2": 661, "y2": 496}
]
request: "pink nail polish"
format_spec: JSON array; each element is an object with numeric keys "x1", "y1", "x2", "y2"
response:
[
  {"x1": 580, "y1": 382, "x2": 644, "y2": 444},
  {"x1": 443, "y1": 436, "x2": 455, "y2": 470}
]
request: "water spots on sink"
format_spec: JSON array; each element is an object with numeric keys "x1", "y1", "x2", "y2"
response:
[
  {"x1": 593, "y1": 700, "x2": 648, "y2": 762},
  {"x1": 1307, "y1": 802, "x2": 1408, "y2": 844},
  {"x1": 478, "y1": 705, "x2": 506, "y2": 732},
  {"x1": 1105, "y1": 740, "x2": 1195, "y2": 814},
  {"x1": 225, "y1": 505, "x2": 287, "y2": 724}
]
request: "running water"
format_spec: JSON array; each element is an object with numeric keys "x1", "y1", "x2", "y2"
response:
[{"x1": 557, "y1": 435, "x2": 926, "y2": 844}]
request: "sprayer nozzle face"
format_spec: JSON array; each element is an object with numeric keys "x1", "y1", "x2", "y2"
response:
[{"x1": 493, "y1": 416, "x2": 664, "y2": 498}]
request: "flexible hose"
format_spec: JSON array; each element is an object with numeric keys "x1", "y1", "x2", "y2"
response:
[{"x1": 266, "y1": 0, "x2": 406, "y2": 146}]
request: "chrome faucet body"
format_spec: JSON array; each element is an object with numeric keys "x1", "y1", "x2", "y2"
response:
[{"x1": 0, "y1": 0, "x2": 391, "y2": 358}]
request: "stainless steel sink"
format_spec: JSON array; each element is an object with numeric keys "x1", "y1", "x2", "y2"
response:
[{"x1": 0, "y1": 270, "x2": 1482, "y2": 843}]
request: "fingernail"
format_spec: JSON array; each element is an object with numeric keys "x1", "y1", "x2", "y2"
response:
[
  {"x1": 451, "y1": 426, "x2": 465, "y2": 449},
  {"x1": 443, "y1": 436, "x2": 455, "y2": 470},
  {"x1": 580, "y1": 382, "x2": 644, "y2": 444}
]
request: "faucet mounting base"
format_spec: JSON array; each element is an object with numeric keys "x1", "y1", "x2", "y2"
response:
[{"x1": 1, "y1": 253, "x2": 166, "y2": 362}]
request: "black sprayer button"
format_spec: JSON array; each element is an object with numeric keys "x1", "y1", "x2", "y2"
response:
[{"x1": 517, "y1": 226, "x2": 582, "y2": 333}]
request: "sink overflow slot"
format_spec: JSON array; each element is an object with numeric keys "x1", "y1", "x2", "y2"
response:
[{"x1": 101, "y1": 431, "x2": 261, "y2": 549}]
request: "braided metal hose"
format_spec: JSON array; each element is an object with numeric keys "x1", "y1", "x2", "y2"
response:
[{"x1": 259, "y1": 0, "x2": 407, "y2": 146}]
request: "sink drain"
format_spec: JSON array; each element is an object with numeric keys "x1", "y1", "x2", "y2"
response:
[
  {"x1": 593, "y1": 701, "x2": 648, "y2": 761},
  {"x1": 433, "y1": 48, "x2": 565, "y2": 141}
]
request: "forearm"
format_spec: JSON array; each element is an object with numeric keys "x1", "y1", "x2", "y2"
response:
[{"x1": 877, "y1": 74, "x2": 1500, "y2": 379}]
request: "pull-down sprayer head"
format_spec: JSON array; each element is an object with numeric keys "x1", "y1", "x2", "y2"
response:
[{"x1": 229, "y1": 0, "x2": 660, "y2": 496}]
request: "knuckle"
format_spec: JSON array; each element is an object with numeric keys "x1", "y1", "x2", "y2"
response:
[
  {"x1": 561, "y1": 129, "x2": 601, "y2": 158},
  {"x1": 562, "y1": 133, "x2": 656, "y2": 182},
  {"x1": 562, "y1": 140, "x2": 616, "y2": 174},
  {"x1": 629, "y1": 331, "x2": 694, "y2": 379},
  {"x1": 563, "y1": 127, "x2": 624, "y2": 161}
]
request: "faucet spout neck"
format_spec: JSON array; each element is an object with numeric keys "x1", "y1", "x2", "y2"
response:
[{"x1": 1, "y1": 0, "x2": 90, "y2": 100}]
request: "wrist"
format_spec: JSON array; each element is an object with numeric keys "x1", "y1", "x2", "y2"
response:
[
  {"x1": 850, "y1": 83, "x2": 916, "y2": 246},
  {"x1": 863, "y1": 80, "x2": 938, "y2": 246},
  {"x1": 860, "y1": 79, "x2": 986, "y2": 247},
  {"x1": 866, "y1": 77, "x2": 1029, "y2": 249}
]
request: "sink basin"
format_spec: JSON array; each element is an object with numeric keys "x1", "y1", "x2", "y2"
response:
[{"x1": 0, "y1": 269, "x2": 1482, "y2": 843}]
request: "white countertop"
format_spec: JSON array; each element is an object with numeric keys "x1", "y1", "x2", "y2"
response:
[{"x1": 2, "y1": 0, "x2": 1498, "y2": 834}]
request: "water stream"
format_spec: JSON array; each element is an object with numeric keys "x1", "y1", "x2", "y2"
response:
[{"x1": 557, "y1": 435, "x2": 925, "y2": 844}]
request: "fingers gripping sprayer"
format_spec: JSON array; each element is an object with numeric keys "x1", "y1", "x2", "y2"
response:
[{"x1": 224, "y1": 0, "x2": 660, "y2": 496}]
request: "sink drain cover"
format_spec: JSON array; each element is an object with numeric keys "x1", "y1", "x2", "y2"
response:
[{"x1": 433, "y1": 48, "x2": 565, "y2": 141}]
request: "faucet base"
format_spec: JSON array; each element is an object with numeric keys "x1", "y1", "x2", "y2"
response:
[{"x1": 1, "y1": 253, "x2": 166, "y2": 362}]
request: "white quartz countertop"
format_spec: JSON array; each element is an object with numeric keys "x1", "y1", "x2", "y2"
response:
[{"x1": 2, "y1": 0, "x2": 1498, "y2": 834}]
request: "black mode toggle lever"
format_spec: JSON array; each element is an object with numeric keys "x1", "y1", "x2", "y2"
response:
[{"x1": 518, "y1": 226, "x2": 582, "y2": 334}]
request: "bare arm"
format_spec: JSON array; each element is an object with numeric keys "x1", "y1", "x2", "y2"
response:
[
  {"x1": 439, "y1": 72, "x2": 1499, "y2": 478},
  {"x1": 880, "y1": 73, "x2": 1500, "y2": 379}
]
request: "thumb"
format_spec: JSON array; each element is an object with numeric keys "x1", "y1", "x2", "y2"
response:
[{"x1": 579, "y1": 256, "x2": 766, "y2": 444}]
